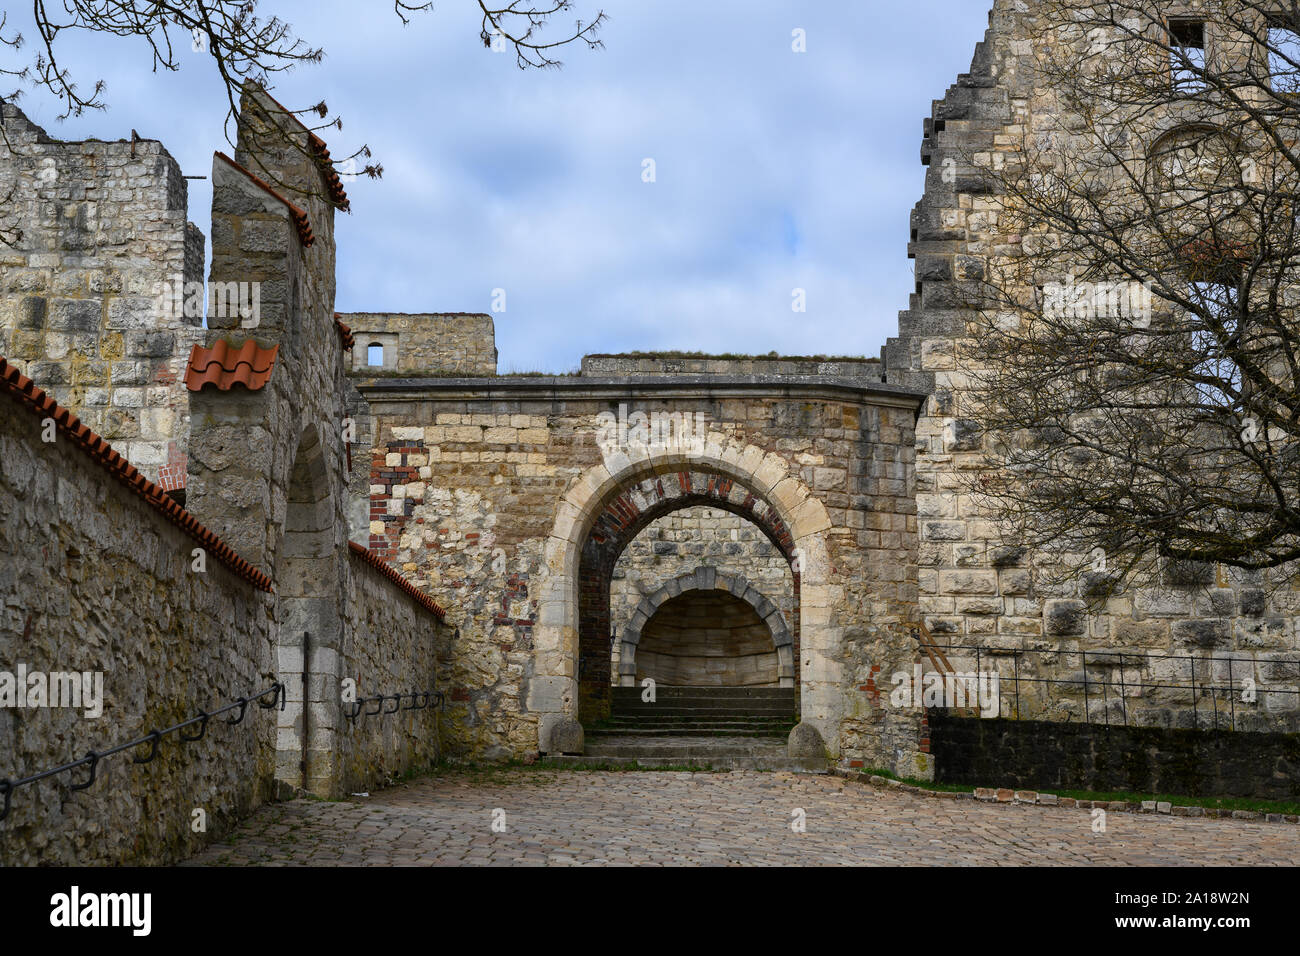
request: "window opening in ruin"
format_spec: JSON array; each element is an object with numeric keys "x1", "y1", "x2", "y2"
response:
[
  {"x1": 1169, "y1": 19, "x2": 1206, "y2": 93},
  {"x1": 367, "y1": 343, "x2": 384, "y2": 366},
  {"x1": 1267, "y1": 22, "x2": 1300, "y2": 93},
  {"x1": 1187, "y1": 280, "x2": 1243, "y2": 410}
]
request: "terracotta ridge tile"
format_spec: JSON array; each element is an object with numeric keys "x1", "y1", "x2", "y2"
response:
[
  {"x1": 245, "y1": 83, "x2": 351, "y2": 211},
  {"x1": 0, "y1": 355, "x2": 273, "y2": 592},
  {"x1": 333, "y1": 313, "x2": 355, "y2": 350},
  {"x1": 185, "y1": 339, "x2": 280, "y2": 393},
  {"x1": 347, "y1": 541, "x2": 446, "y2": 620},
  {"x1": 213, "y1": 151, "x2": 315, "y2": 247}
]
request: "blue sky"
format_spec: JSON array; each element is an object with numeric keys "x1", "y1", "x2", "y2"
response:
[{"x1": 15, "y1": 1, "x2": 993, "y2": 373}]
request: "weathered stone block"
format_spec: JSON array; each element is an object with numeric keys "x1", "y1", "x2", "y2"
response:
[{"x1": 1044, "y1": 599, "x2": 1087, "y2": 636}]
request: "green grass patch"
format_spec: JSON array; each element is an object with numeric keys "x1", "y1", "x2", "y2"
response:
[
  {"x1": 1036, "y1": 787, "x2": 1300, "y2": 816},
  {"x1": 858, "y1": 768, "x2": 1300, "y2": 814}
]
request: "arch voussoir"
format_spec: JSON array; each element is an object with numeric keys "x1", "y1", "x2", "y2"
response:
[{"x1": 537, "y1": 440, "x2": 833, "y2": 745}]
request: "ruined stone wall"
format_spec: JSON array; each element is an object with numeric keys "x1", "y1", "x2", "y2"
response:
[
  {"x1": 0, "y1": 389, "x2": 276, "y2": 866},
  {"x1": 355, "y1": 378, "x2": 924, "y2": 772},
  {"x1": 341, "y1": 312, "x2": 497, "y2": 376},
  {"x1": 581, "y1": 353, "x2": 883, "y2": 382},
  {"x1": 609, "y1": 506, "x2": 794, "y2": 680},
  {"x1": 184, "y1": 84, "x2": 454, "y2": 797},
  {"x1": 885, "y1": 0, "x2": 1300, "y2": 731},
  {"x1": 337, "y1": 552, "x2": 446, "y2": 793},
  {"x1": 0, "y1": 104, "x2": 205, "y2": 488}
]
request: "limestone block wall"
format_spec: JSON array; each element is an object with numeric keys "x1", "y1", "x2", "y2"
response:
[
  {"x1": 187, "y1": 84, "x2": 454, "y2": 797},
  {"x1": 581, "y1": 353, "x2": 883, "y2": 382},
  {"x1": 354, "y1": 377, "x2": 925, "y2": 772},
  {"x1": 1, "y1": 82, "x2": 456, "y2": 864},
  {"x1": 609, "y1": 506, "x2": 794, "y2": 681},
  {"x1": 635, "y1": 590, "x2": 781, "y2": 687},
  {"x1": 337, "y1": 552, "x2": 446, "y2": 793},
  {"x1": 883, "y1": 0, "x2": 1300, "y2": 732},
  {"x1": 0, "y1": 104, "x2": 205, "y2": 487},
  {"x1": 0, "y1": 390, "x2": 276, "y2": 866},
  {"x1": 340, "y1": 312, "x2": 497, "y2": 376}
]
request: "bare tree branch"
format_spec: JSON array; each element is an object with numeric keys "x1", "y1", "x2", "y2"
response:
[{"x1": 951, "y1": 1, "x2": 1300, "y2": 587}]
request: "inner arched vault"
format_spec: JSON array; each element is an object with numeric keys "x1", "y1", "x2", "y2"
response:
[
  {"x1": 616, "y1": 566, "x2": 796, "y2": 689},
  {"x1": 611, "y1": 505, "x2": 795, "y2": 685},
  {"x1": 637, "y1": 590, "x2": 779, "y2": 686}
]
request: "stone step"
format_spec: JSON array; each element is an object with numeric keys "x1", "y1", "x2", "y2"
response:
[
  {"x1": 545, "y1": 733, "x2": 827, "y2": 773},
  {"x1": 604, "y1": 714, "x2": 796, "y2": 723},
  {"x1": 605, "y1": 707, "x2": 790, "y2": 712},
  {"x1": 603, "y1": 717, "x2": 795, "y2": 723},
  {"x1": 610, "y1": 687, "x2": 795, "y2": 700},
  {"x1": 593, "y1": 729, "x2": 791, "y2": 738},
  {"x1": 538, "y1": 754, "x2": 828, "y2": 772}
]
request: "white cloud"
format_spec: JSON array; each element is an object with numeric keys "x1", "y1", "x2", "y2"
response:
[{"x1": 12, "y1": 0, "x2": 992, "y2": 372}]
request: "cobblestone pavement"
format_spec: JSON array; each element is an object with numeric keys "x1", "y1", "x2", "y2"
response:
[{"x1": 186, "y1": 770, "x2": 1300, "y2": 866}]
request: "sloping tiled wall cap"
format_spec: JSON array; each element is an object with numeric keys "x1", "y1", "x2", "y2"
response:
[
  {"x1": 334, "y1": 314, "x2": 355, "y2": 350},
  {"x1": 0, "y1": 355, "x2": 273, "y2": 592},
  {"x1": 244, "y1": 82, "x2": 351, "y2": 212},
  {"x1": 213, "y1": 150, "x2": 315, "y2": 247},
  {"x1": 308, "y1": 132, "x2": 352, "y2": 212},
  {"x1": 185, "y1": 340, "x2": 280, "y2": 392},
  {"x1": 347, "y1": 542, "x2": 446, "y2": 621}
]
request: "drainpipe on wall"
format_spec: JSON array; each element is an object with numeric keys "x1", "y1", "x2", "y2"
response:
[{"x1": 301, "y1": 630, "x2": 311, "y2": 792}]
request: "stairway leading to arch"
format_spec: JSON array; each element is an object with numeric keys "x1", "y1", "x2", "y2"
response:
[
  {"x1": 603, "y1": 686, "x2": 797, "y2": 736},
  {"x1": 542, "y1": 686, "x2": 826, "y2": 771}
]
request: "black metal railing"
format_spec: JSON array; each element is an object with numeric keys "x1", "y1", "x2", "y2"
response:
[
  {"x1": 0, "y1": 680, "x2": 285, "y2": 823},
  {"x1": 342, "y1": 688, "x2": 444, "y2": 724},
  {"x1": 908, "y1": 640, "x2": 1300, "y2": 733}
]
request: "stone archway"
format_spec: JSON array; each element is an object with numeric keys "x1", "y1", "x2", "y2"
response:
[
  {"x1": 577, "y1": 468, "x2": 801, "y2": 721},
  {"x1": 528, "y1": 434, "x2": 839, "y2": 757},
  {"x1": 617, "y1": 566, "x2": 795, "y2": 688}
]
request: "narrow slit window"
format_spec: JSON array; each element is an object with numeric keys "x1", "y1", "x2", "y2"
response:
[
  {"x1": 367, "y1": 343, "x2": 384, "y2": 366},
  {"x1": 1170, "y1": 19, "x2": 1206, "y2": 93}
]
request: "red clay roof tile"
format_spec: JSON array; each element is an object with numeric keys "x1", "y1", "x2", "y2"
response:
[
  {"x1": 347, "y1": 541, "x2": 446, "y2": 621},
  {"x1": 308, "y1": 133, "x2": 352, "y2": 212},
  {"x1": 249, "y1": 84, "x2": 351, "y2": 211},
  {"x1": 334, "y1": 314, "x2": 355, "y2": 350},
  {"x1": 0, "y1": 355, "x2": 272, "y2": 592},
  {"x1": 214, "y1": 151, "x2": 315, "y2": 247},
  {"x1": 185, "y1": 340, "x2": 280, "y2": 393}
]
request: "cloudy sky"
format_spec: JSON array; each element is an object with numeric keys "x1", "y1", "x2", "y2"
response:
[{"x1": 15, "y1": 1, "x2": 992, "y2": 373}]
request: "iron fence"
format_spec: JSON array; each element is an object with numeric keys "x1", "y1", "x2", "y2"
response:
[{"x1": 912, "y1": 642, "x2": 1300, "y2": 733}]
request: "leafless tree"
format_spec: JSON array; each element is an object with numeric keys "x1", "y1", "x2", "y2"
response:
[
  {"x1": 0, "y1": 1, "x2": 605, "y2": 224},
  {"x1": 960, "y1": 1, "x2": 1300, "y2": 586}
]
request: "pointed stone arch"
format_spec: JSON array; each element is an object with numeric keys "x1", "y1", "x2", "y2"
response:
[
  {"x1": 528, "y1": 432, "x2": 840, "y2": 756},
  {"x1": 618, "y1": 566, "x2": 795, "y2": 688}
]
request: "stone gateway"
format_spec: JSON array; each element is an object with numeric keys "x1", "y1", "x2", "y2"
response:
[{"x1": 2, "y1": 1, "x2": 1299, "y2": 866}]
